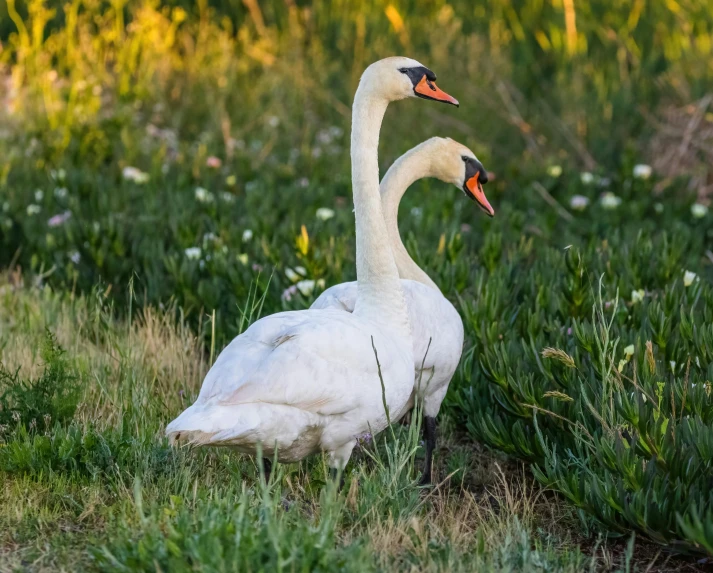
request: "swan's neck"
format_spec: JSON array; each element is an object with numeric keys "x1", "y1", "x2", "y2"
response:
[
  {"x1": 380, "y1": 148, "x2": 441, "y2": 292},
  {"x1": 351, "y1": 87, "x2": 410, "y2": 334}
]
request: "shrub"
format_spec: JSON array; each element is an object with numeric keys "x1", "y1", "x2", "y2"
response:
[
  {"x1": 461, "y1": 243, "x2": 713, "y2": 554},
  {"x1": 0, "y1": 330, "x2": 80, "y2": 434}
]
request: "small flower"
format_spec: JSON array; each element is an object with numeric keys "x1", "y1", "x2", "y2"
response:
[
  {"x1": 294, "y1": 266, "x2": 307, "y2": 277},
  {"x1": 195, "y1": 187, "x2": 214, "y2": 203},
  {"x1": 600, "y1": 192, "x2": 622, "y2": 210},
  {"x1": 316, "y1": 207, "x2": 335, "y2": 221},
  {"x1": 691, "y1": 203, "x2": 708, "y2": 219},
  {"x1": 206, "y1": 156, "x2": 222, "y2": 168},
  {"x1": 411, "y1": 207, "x2": 423, "y2": 219},
  {"x1": 317, "y1": 278, "x2": 326, "y2": 289},
  {"x1": 296, "y1": 279, "x2": 316, "y2": 296},
  {"x1": 580, "y1": 172, "x2": 594, "y2": 185},
  {"x1": 47, "y1": 210, "x2": 72, "y2": 228},
  {"x1": 547, "y1": 165, "x2": 562, "y2": 178},
  {"x1": 631, "y1": 289, "x2": 645, "y2": 304},
  {"x1": 670, "y1": 361, "x2": 677, "y2": 373},
  {"x1": 633, "y1": 164, "x2": 652, "y2": 179},
  {"x1": 460, "y1": 223, "x2": 472, "y2": 233},
  {"x1": 297, "y1": 177, "x2": 309, "y2": 188},
  {"x1": 597, "y1": 177, "x2": 611, "y2": 188},
  {"x1": 281, "y1": 284, "x2": 298, "y2": 301},
  {"x1": 267, "y1": 116, "x2": 280, "y2": 128},
  {"x1": 122, "y1": 166, "x2": 150, "y2": 184},
  {"x1": 569, "y1": 195, "x2": 590, "y2": 211},
  {"x1": 27, "y1": 204, "x2": 41, "y2": 215},
  {"x1": 220, "y1": 192, "x2": 235, "y2": 203},
  {"x1": 69, "y1": 251, "x2": 81, "y2": 264},
  {"x1": 226, "y1": 175, "x2": 237, "y2": 186},
  {"x1": 242, "y1": 229, "x2": 253, "y2": 242},
  {"x1": 185, "y1": 247, "x2": 202, "y2": 260},
  {"x1": 203, "y1": 232, "x2": 217, "y2": 243},
  {"x1": 654, "y1": 202, "x2": 664, "y2": 214},
  {"x1": 237, "y1": 253, "x2": 249, "y2": 265},
  {"x1": 683, "y1": 270, "x2": 697, "y2": 287},
  {"x1": 252, "y1": 263, "x2": 264, "y2": 272},
  {"x1": 54, "y1": 187, "x2": 68, "y2": 199},
  {"x1": 34, "y1": 189, "x2": 44, "y2": 202},
  {"x1": 285, "y1": 268, "x2": 300, "y2": 282},
  {"x1": 50, "y1": 168, "x2": 66, "y2": 182},
  {"x1": 624, "y1": 345, "x2": 635, "y2": 358}
]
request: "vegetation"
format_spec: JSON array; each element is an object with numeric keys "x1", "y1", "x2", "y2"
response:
[{"x1": 1, "y1": 0, "x2": 713, "y2": 569}]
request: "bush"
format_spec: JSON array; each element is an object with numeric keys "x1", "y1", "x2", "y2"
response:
[
  {"x1": 460, "y1": 237, "x2": 713, "y2": 553},
  {"x1": 0, "y1": 330, "x2": 80, "y2": 434}
]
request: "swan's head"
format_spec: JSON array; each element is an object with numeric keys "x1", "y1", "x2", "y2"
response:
[
  {"x1": 360, "y1": 57, "x2": 459, "y2": 106},
  {"x1": 426, "y1": 137, "x2": 494, "y2": 217}
]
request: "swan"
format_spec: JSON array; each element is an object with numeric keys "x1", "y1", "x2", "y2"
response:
[
  {"x1": 311, "y1": 136, "x2": 494, "y2": 483},
  {"x1": 166, "y1": 57, "x2": 460, "y2": 479}
]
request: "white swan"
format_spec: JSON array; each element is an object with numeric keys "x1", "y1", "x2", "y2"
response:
[
  {"x1": 311, "y1": 136, "x2": 494, "y2": 483},
  {"x1": 166, "y1": 58, "x2": 460, "y2": 477}
]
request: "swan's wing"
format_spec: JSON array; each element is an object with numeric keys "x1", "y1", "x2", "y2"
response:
[
  {"x1": 196, "y1": 309, "x2": 408, "y2": 418},
  {"x1": 402, "y1": 280, "x2": 464, "y2": 375},
  {"x1": 311, "y1": 282, "x2": 357, "y2": 312}
]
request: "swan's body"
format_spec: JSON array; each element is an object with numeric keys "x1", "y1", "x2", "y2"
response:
[
  {"x1": 312, "y1": 137, "x2": 493, "y2": 482},
  {"x1": 166, "y1": 58, "x2": 460, "y2": 471}
]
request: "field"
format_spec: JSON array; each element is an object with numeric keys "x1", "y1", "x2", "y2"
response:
[{"x1": 2, "y1": 1, "x2": 713, "y2": 571}]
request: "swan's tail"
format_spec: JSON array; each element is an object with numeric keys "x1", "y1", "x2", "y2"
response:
[{"x1": 165, "y1": 402, "x2": 321, "y2": 456}]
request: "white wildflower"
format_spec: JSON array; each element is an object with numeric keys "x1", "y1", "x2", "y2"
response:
[
  {"x1": 633, "y1": 164, "x2": 652, "y2": 179},
  {"x1": 569, "y1": 195, "x2": 590, "y2": 211},
  {"x1": 691, "y1": 203, "x2": 708, "y2": 219},
  {"x1": 297, "y1": 177, "x2": 310, "y2": 188},
  {"x1": 242, "y1": 229, "x2": 253, "y2": 242},
  {"x1": 631, "y1": 289, "x2": 645, "y2": 304},
  {"x1": 683, "y1": 270, "x2": 697, "y2": 287},
  {"x1": 221, "y1": 192, "x2": 235, "y2": 203},
  {"x1": 54, "y1": 187, "x2": 68, "y2": 199},
  {"x1": 69, "y1": 251, "x2": 81, "y2": 264},
  {"x1": 267, "y1": 116, "x2": 280, "y2": 128},
  {"x1": 285, "y1": 268, "x2": 300, "y2": 282},
  {"x1": 296, "y1": 279, "x2": 316, "y2": 296},
  {"x1": 27, "y1": 204, "x2": 41, "y2": 215},
  {"x1": 316, "y1": 207, "x2": 335, "y2": 221},
  {"x1": 411, "y1": 206, "x2": 423, "y2": 219},
  {"x1": 34, "y1": 189, "x2": 44, "y2": 202},
  {"x1": 600, "y1": 192, "x2": 622, "y2": 209},
  {"x1": 580, "y1": 172, "x2": 594, "y2": 185},
  {"x1": 654, "y1": 203, "x2": 664, "y2": 214},
  {"x1": 317, "y1": 278, "x2": 326, "y2": 289},
  {"x1": 547, "y1": 165, "x2": 562, "y2": 178},
  {"x1": 184, "y1": 247, "x2": 202, "y2": 260},
  {"x1": 194, "y1": 187, "x2": 214, "y2": 203},
  {"x1": 237, "y1": 253, "x2": 249, "y2": 265},
  {"x1": 624, "y1": 345, "x2": 635, "y2": 358},
  {"x1": 122, "y1": 166, "x2": 150, "y2": 184}
]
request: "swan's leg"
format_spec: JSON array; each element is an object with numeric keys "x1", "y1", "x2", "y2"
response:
[
  {"x1": 328, "y1": 440, "x2": 356, "y2": 491},
  {"x1": 418, "y1": 415, "x2": 437, "y2": 485},
  {"x1": 262, "y1": 457, "x2": 273, "y2": 483}
]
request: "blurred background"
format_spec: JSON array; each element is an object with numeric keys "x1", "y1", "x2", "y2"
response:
[{"x1": 1, "y1": 0, "x2": 712, "y2": 341}]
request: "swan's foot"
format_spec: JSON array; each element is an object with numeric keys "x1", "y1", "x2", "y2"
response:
[{"x1": 418, "y1": 416, "x2": 437, "y2": 486}]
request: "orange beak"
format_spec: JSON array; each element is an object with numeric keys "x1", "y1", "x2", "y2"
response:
[
  {"x1": 465, "y1": 172, "x2": 495, "y2": 217},
  {"x1": 414, "y1": 75, "x2": 459, "y2": 107}
]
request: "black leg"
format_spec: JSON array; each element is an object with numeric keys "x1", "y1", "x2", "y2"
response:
[
  {"x1": 419, "y1": 416, "x2": 437, "y2": 485},
  {"x1": 329, "y1": 468, "x2": 346, "y2": 491},
  {"x1": 262, "y1": 457, "x2": 272, "y2": 483}
]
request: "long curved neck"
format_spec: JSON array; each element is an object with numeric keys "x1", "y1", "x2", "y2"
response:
[
  {"x1": 351, "y1": 83, "x2": 410, "y2": 334},
  {"x1": 380, "y1": 147, "x2": 441, "y2": 292}
]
